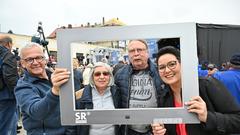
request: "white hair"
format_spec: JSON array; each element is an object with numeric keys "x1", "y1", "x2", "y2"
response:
[
  {"x1": 19, "y1": 42, "x2": 44, "y2": 58},
  {"x1": 89, "y1": 62, "x2": 114, "y2": 87}
]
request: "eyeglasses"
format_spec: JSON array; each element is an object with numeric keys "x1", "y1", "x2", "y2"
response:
[
  {"x1": 158, "y1": 61, "x2": 177, "y2": 73},
  {"x1": 93, "y1": 71, "x2": 110, "y2": 77},
  {"x1": 128, "y1": 48, "x2": 146, "y2": 54},
  {"x1": 23, "y1": 56, "x2": 45, "y2": 64}
]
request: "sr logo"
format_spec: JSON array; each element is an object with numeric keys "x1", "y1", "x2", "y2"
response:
[{"x1": 75, "y1": 112, "x2": 87, "y2": 123}]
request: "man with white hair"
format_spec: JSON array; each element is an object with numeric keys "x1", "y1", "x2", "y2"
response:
[{"x1": 15, "y1": 42, "x2": 70, "y2": 134}]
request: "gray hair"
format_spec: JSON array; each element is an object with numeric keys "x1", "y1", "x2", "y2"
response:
[
  {"x1": 128, "y1": 39, "x2": 148, "y2": 50},
  {"x1": 19, "y1": 42, "x2": 44, "y2": 58},
  {"x1": 89, "y1": 62, "x2": 114, "y2": 87},
  {"x1": 0, "y1": 36, "x2": 12, "y2": 44}
]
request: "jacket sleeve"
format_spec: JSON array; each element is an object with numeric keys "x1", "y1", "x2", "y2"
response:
[
  {"x1": 15, "y1": 81, "x2": 59, "y2": 120},
  {"x1": 2, "y1": 53, "x2": 18, "y2": 90},
  {"x1": 200, "y1": 77, "x2": 240, "y2": 134}
]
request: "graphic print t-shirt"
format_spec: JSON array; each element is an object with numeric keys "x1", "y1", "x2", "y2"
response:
[{"x1": 129, "y1": 70, "x2": 157, "y2": 133}]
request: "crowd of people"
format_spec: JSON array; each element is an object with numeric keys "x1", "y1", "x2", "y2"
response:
[
  {"x1": 198, "y1": 55, "x2": 240, "y2": 106},
  {"x1": 1, "y1": 34, "x2": 240, "y2": 135}
]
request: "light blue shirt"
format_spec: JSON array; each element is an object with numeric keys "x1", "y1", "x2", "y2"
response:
[{"x1": 89, "y1": 87, "x2": 115, "y2": 135}]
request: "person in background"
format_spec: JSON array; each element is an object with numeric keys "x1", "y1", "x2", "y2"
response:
[
  {"x1": 73, "y1": 58, "x2": 83, "y2": 91},
  {"x1": 82, "y1": 63, "x2": 93, "y2": 86},
  {"x1": 213, "y1": 53, "x2": 240, "y2": 105},
  {"x1": 112, "y1": 57, "x2": 125, "y2": 75},
  {"x1": 72, "y1": 62, "x2": 120, "y2": 135},
  {"x1": 14, "y1": 43, "x2": 70, "y2": 135},
  {"x1": 220, "y1": 62, "x2": 230, "y2": 71},
  {"x1": 0, "y1": 35, "x2": 18, "y2": 135},
  {"x1": 152, "y1": 46, "x2": 240, "y2": 135},
  {"x1": 73, "y1": 58, "x2": 84, "y2": 100},
  {"x1": 101, "y1": 57, "x2": 108, "y2": 64},
  {"x1": 198, "y1": 64, "x2": 208, "y2": 77},
  {"x1": 207, "y1": 63, "x2": 218, "y2": 76},
  {"x1": 114, "y1": 39, "x2": 164, "y2": 135}
]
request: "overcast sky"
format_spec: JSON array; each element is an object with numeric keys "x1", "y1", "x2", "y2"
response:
[{"x1": 1, "y1": 0, "x2": 240, "y2": 36}]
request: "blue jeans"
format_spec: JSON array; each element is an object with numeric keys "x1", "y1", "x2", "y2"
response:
[{"x1": 0, "y1": 100, "x2": 17, "y2": 135}]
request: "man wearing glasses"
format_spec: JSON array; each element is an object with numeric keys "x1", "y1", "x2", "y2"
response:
[
  {"x1": 14, "y1": 43, "x2": 70, "y2": 135},
  {"x1": 0, "y1": 35, "x2": 18, "y2": 135},
  {"x1": 114, "y1": 40, "x2": 164, "y2": 135}
]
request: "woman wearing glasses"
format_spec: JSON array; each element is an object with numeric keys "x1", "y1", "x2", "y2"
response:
[
  {"x1": 152, "y1": 46, "x2": 240, "y2": 135},
  {"x1": 72, "y1": 62, "x2": 121, "y2": 135}
]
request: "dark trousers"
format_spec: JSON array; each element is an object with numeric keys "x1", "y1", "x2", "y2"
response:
[{"x1": 127, "y1": 128, "x2": 152, "y2": 135}]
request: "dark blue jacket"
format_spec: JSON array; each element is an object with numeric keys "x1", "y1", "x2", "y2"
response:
[
  {"x1": 14, "y1": 70, "x2": 66, "y2": 135},
  {"x1": 114, "y1": 59, "x2": 164, "y2": 108},
  {"x1": 0, "y1": 45, "x2": 18, "y2": 101},
  {"x1": 0, "y1": 45, "x2": 18, "y2": 134},
  {"x1": 114, "y1": 59, "x2": 165, "y2": 134},
  {"x1": 72, "y1": 85, "x2": 121, "y2": 135}
]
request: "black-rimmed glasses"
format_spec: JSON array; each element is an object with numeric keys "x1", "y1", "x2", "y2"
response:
[
  {"x1": 158, "y1": 61, "x2": 177, "y2": 73},
  {"x1": 23, "y1": 56, "x2": 45, "y2": 64}
]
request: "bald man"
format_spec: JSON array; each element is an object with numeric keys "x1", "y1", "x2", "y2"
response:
[{"x1": 0, "y1": 35, "x2": 18, "y2": 135}]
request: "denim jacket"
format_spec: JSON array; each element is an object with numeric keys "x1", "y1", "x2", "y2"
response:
[{"x1": 15, "y1": 70, "x2": 66, "y2": 135}]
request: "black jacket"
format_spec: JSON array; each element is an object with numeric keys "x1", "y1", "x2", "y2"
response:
[
  {"x1": 114, "y1": 59, "x2": 164, "y2": 135},
  {"x1": 160, "y1": 77, "x2": 240, "y2": 135},
  {"x1": 113, "y1": 62, "x2": 125, "y2": 75},
  {"x1": 69, "y1": 85, "x2": 121, "y2": 135},
  {"x1": 114, "y1": 59, "x2": 164, "y2": 108},
  {"x1": 0, "y1": 45, "x2": 18, "y2": 100}
]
